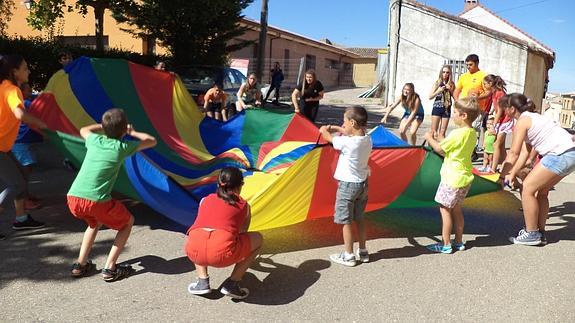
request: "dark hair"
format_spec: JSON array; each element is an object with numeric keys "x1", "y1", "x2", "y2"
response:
[
  {"x1": 508, "y1": 93, "x2": 536, "y2": 113},
  {"x1": 345, "y1": 106, "x2": 368, "y2": 128},
  {"x1": 102, "y1": 108, "x2": 128, "y2": 139},
  {"x1": 58, "y1": 51, "x2": 72, "y2": 61},
  {"x1": 0, "y1": 54, "x2": 25, "y2": 85},
  {"x1": 484, "y1": 74, "x2": 507, "y2": 92},
  {"x1": 216, "y1": 167, "x2": 244, "y2": 205},
  {"x1": 246, "y1": 72, "x2": 258, "y2": 89},
  {"x1": 498, "y1": 94, "x2": 510, "y2": 109},
  {"x1": 455, "y1": 96, "x2": 480, "y2": 122},
  {"x1": 465, "y1": 54, "x2": 479, "y2": 64},
  {"x1": 305, "y1": 69, "x2": 317, "y2": 86}
]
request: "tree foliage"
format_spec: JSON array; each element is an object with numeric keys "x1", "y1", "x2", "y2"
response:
[
  {"x1": 26, "y1": 0, "x2": 130, "y2": 50},
  {"x1": 113, "y1": 0, "x2": 254, "y2": 66},
  {"x1": 0, "y1": 0, "x2": 15, "y2": 36}
]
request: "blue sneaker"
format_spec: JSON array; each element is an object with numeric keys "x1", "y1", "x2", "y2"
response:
[
  {"x1": 451, "y1": 240, "x2": 466, "y2": 251},
  {"x1": 426, "y1": 243, "x2": 452, "y2": 254},
  {"x1": 509, "y1": 229, "x2": 541, "y2": 246}
]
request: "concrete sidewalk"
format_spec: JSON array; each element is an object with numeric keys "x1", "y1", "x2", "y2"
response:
[{"x1": 1, "y1": 92, "x2": 574, "y2": 321}]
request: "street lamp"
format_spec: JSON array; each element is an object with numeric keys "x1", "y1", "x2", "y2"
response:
[{"x1": 23, "y1": 0, "x2": 33, "y2": 10}]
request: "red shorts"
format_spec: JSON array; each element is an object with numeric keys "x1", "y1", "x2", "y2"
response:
[
  {"x1": 67, "y1": 196, "x2": 132, "y2": 230},
  {"x1": 185, "y1": 228, "x2": 252, "y2": 268}
]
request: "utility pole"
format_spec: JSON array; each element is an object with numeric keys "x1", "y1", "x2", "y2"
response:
[{"x1": 256, "y1": 0, "x2": 268, "y2": 81}]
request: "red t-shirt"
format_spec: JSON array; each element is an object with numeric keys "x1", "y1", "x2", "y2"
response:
[
  {"x1": 492, "y1": 90, "x2": 510, "y2": 123},
  {"x1": 189, "y1": 193, "x2": 248, "y2": 234}
]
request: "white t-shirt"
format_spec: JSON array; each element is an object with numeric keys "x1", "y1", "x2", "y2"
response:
[{"x1": 332, "y1": 134, "x2": 372, "y2": 182}]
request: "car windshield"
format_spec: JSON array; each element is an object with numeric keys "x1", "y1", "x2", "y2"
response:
[{"x1": 173, "y1": 66, "x2": 246, "y2": 93}]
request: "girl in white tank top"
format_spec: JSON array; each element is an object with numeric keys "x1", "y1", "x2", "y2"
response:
[{"x1": 499, "y1": 94, "x2": 575, "y2": 246}]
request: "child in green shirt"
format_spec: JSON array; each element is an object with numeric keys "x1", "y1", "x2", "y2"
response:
[
  {"x1": 424, "y1": 97, "x2": 480, "y2": 254},
  {"x1": 478, "y1": 116, "x2": 496, "y2": 173},
  {"x1": 67, "y1": 108, "x2": 157, "y2": 281}
]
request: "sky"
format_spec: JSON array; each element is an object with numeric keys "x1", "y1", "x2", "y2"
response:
[{"x1": 243, "y1": 0, "x2": 575, "y2": 93}]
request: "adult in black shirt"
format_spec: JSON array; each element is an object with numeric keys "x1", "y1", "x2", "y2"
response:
[{"x1": 292, "y1": 69, "x2": 324, "y2": 122}]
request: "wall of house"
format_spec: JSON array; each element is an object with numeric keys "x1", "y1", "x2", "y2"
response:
[
  {"x1": 230, "y1": 29, "x2": 355, "y2": 90},
  {"x1": 387, "y1": 2, "x2": 531, "y2": 114},
  {"x1": 460, "y1": 6, "x2": 552, "y2": 55},
  {"x1": 352, "y1": 58, "x2": 377, "y2": 87},
  {"x1": 6, "y1": 1, "x2": 161, "y2": 54},
  {"x1": 524, "y1": 51, "x2": 548, "y2": 111}
]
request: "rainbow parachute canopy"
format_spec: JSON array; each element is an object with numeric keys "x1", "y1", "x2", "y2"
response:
[{"x1": 30, "y1": 57, "x2": 499, "y2": 231}]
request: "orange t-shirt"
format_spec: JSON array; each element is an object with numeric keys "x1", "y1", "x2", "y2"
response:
[{"x1": 0, "y1": 80, "x2": 23, "y2": 152}]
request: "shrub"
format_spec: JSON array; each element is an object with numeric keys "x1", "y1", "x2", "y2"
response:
[{"x1": 0, "y1": 36, "x2": 164, "y2": 90}]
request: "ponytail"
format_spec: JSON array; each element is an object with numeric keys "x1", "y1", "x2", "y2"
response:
[
  {"x1": 508, "y1": 93, "x2": 535, "y2": 113},
  {"x1": 216, "y1": 167, "x2": 244, "y2": 205}
]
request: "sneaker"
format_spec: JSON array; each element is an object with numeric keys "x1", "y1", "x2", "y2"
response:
[
  {"x1": 509, "y1": 229, "x2": 541, "y2": 246},
  {"x1": 356, "y1": 249, "x2": 369, "y2": 263},
  {"x1": 0, "y1": 233, "x2": 6, "y2": 241},
  {"x1": 451, "y1": 240, "x2": 466, "y2": 251},
  {"x1": 220, "y1": 278, "x2": 249, "y2": 300},
  {"x1": 188, "y1": 277, "x2": 211, "y2": 295},
  {"x1": 426, "y1": 243, "x2": 452, "y2": 254},
  {"x1": 329, "y1": 252, "x2": 357, "y2": 267},
  {"x1": 540, "y1": 232, "x2": 547, "y2": 246},
  {"x1": 12, "y1": 215, "x2": 45, "y2": 230}
]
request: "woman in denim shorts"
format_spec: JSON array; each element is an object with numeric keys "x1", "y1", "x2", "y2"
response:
[{"x1": 500, "y1": 93, "x2": 575, "y2": 246}]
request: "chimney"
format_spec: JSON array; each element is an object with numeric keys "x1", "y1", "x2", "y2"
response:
[{"x1": 464, "y1": 0, "x2": 479, "y2": 11}]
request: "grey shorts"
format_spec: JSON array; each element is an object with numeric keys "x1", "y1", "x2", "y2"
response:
[
  {"x1": 334, "y1": 180, "x2": 368, "y2": 225},
  {"x1": 434, "y1": 181, "x2": 470, "y2": 209}
]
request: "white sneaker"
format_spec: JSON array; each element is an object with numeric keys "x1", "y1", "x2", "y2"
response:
[
  {"x1": 356, "y1": 249, "x2": 369, "y2": 263},
  {"x1": 329, "y1": 252, "x2": 357, "y2": 267}
]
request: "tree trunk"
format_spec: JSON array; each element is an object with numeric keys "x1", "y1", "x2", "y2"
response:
[{"x1": 94, "y1": 3, "x2": 105, "y2": 51}]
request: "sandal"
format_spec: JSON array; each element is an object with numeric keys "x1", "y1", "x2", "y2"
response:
[
  {"x1": 71, "y1": 260, "x2": 96, "y2": 278},
  {"x1": 102, "y1": 264, "x2": 135, "y2": 282}
]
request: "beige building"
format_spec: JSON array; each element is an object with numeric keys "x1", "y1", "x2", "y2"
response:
[
  {"x1": 559, "y1": 93, "x2": 575, "y2": 129},
  {"x1": 7, "y1": 4, "x2": 381, "y2": 90}
]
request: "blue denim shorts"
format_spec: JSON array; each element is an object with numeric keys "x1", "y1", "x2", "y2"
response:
[
  {"x1": 334, "y1": 181, "x2": 368, "y2": 225},
  {"x1": 541, "y1": 148, "x2": 575, "y2": 177}
]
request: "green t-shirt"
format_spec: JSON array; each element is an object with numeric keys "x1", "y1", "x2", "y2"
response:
[
  {"x1": 483, "y1": 133, "x2": 496, "y2": 154},
  {"x1": 68, "y1": 133, "x2": 139, "y2": 201},
  {"x1": 439, "y1": 127, "x2": 477, "y2": 188}
]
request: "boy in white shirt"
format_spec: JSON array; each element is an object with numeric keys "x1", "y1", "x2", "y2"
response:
[{"x1": 319, "y1": 106, "x2": 373, "y2": 266}]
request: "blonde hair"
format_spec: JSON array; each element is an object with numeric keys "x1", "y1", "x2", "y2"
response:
[{"x1": 455, "y1": 97, "x2": 480, "y2": 122}]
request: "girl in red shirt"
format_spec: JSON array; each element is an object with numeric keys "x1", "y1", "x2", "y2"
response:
[{"x1": 185, "y1": 167, "x2": 263, "y2": 300}]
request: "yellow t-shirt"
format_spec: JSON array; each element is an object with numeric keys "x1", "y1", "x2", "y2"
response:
[
  {"x1": 0, "y1": 80, "x2": 23, "y2": 152},
  {"x1": 439, "y1": 127, "x2": 477, "y2": 188},
  {"x1": 456, "y1": 70, "x2": 486, "y2": 99}
]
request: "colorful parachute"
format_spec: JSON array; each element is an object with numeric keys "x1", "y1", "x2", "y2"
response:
[{"x1": 30, "y1": 57, "x2": 499, "y2": 231}]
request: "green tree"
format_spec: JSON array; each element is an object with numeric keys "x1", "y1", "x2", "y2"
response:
[
  {"x1": 113, "y1": 0, "x2": 254, "y2": 66},
  {"x1": 26, "y1": 0, "x2": 130, "y2": 51},
  {"x1": 0, "y1": 0, "x2": 15, "y2": 36}
]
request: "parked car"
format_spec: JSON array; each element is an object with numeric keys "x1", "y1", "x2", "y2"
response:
[{"x1": 171, "y1": 65, "x2": 248, "y2": 111}]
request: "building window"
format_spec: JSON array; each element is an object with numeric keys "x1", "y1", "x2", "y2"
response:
[
  {"x1": 444, "y1": 59, "x2": 467, "y2": 81},
  {"x1": 305, "y1": 54, "x2": 316, "y2": 71},
  {"x1": 325, "y1": 58, "x2": 340, "y2": 70},
  {"x1": 284, "y1": 49, "x2": 290, "y2": 78}
]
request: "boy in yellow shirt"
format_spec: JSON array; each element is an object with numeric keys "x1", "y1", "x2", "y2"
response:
[{"x1": 424, "y1": 97, "x2": 480, "y2": 254}]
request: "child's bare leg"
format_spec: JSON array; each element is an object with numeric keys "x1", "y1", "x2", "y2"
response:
[
  {"x1": 77, "y1": 224, "x2": 102, "y2": 265},
  {"x1": 439, "y1": 205, "x2": 453, "y2": 245},
  {"x1": 482, "y1": 152, "x2": 489, "y2": 168},
  {"x1": 104, "y1": 215, "x2": 134, "y2": 270},
  {"x1": 430, "y1": 116, "x2": 440, "y2": 139},
  {"x1": 195, "y1": 265, "x2": 209, "y2": 279},
  {"x1": 491, "y1": 133, "x2": 506, "y2": 171},
  {"x1": 342, "y1": 223, "x2": 354, "y2": 254},
  {"x1": 14, "y1": 198, "x2": 25, "y2": 216},
  {"x1": 439, "y1": 117, "x2": 449, "y2": 140},
  {"x1": 453, "y1": 204, "x2": 465, "y2": 244},
  {"x1": 356, "y1": 218, "x2": 366, "y2": 250},
  {"x1": 399, "y1": 119, "x2": 409, "y2": 143},
  {"x1": 409, "y1": 119, "x2": 422, "y2": 146},
  {"x1": 214, "y1": 111, "x2": 222, "y2": 121},
  {"x1": 230, "y1": 232, "x2": 263, "y2": 281},
  {"x1": 222, "y1": 109, "x2": 228, "y2": 121}
]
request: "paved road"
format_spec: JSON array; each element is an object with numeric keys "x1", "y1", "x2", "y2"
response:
[{"x1": 1, "y1": 89, "x2": 574, "y2": 321}]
